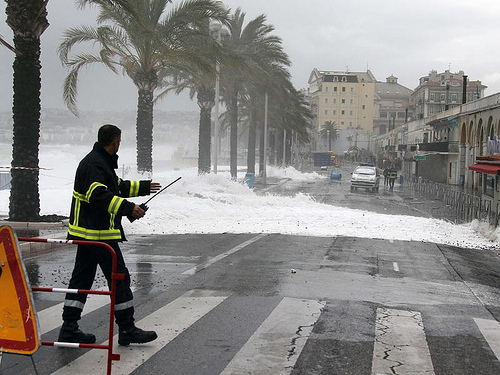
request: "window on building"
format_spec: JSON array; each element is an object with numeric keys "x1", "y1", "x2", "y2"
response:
[
  {"x1": 324, "y1": 110, "x2": 328, "y2": 115},
  {"x1": 350, "y1": 122, "x2": 353, "y2": 126},
  {"x1": 334, "y1": 87, "x2": 338, "y2": 92},
  {"x1": 350, "y1": 99, "x2": 354, "y2": 104},
  {"x1": 349, "y1": 110, "x2": 353, "y2": 115},
  {"x1": 342, "y1": 76, "x2": 347, "y2": 82},
  {"x1": 380, "y1": 112, "x2": 387, "y2": 118},
  {"x1": 430, "y1": 93, "x2": 435, "y2": 101},
  {"x1": 342, "y1": 87, "x2": 346, "y2": 92},
  {"x1": 451, "y1": 94, "x2": 457, "y2": 102},
  {"x1": 342, "y1": 99, "x2": 346, "y2": 104},
  {"x1": 325, "y1": 87, "x2": 329, "y2": 92},
  {"x1": 341, "y1": 110, "x2": 345, "y2": 115},
  {"x1": 362, "y1": 105, "x2": 365, "y2": 109},
  {"x1": 333, "y1": 110, "x2": 336, "y2": 115},
  {"x1": 398, "y1": 112, "x2": 405, "y2": 118},
  {"x1": 325, "y1": 98, "x2": 328, "y2": 103},
  {"x1": 333, "y1": 99, "x2": 337, "y2": 104},
  {"x1": 440, "y1": 94, "x2": 445, "y2": 102},
  {"x1": 350, "y1": 87, "x2": 354, "y2": 93}
]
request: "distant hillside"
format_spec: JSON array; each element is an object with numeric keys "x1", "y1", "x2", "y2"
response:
[{"x1": 0, "y1": 109, "x2": 199, "y2": 147}]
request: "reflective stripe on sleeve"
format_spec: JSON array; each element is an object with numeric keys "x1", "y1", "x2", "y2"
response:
[
  {"x1": 129, "y1": 180, "x2": 140, "y2": 197},
  {"x1": 108, "y1": 196, "x2": 124, "y2": 215}
]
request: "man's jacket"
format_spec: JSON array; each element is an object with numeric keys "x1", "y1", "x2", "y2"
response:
[{"x1": 67, "y1": 143, "x2": 151, "y2": 241}]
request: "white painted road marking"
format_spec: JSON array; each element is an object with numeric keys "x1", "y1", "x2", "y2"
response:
[
  {"x1": 51, "y1": 289, "x2": 229, "y2": 374},
  {"x1": 220, "y1": 297, "x2": 325, "y2": 375},
  {"x1": 393, "y1": 261, "x2": 399, "y2": 272},
  {"x1": 182, "y1": 234, "x2": 267, "y2": 275},
  {"x1": 372, "y1": 307, "x2": 435, "y2": 375},
  {"x1": 38, "y1": 287, "x2": 137, "y2": 335},
  {"x1": 474, "y1": 318, "x2": 500, "y2": 361}
]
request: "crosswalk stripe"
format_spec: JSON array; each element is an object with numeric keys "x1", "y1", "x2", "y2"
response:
[
  {"x1": 50, "y1": 289, "x2": 230, "y2": 375},
  {"x1": 220, "y1": 297, "x2": 325, "y2": 375},
  {"x1": 182, "y1": 234, "x2": 267, "y2": 275},
  {"x1": 372, "y1": 307, "x2": 435, "y2": 375},
  {"x1": 474, "y1": 318, "x2": 500, "y2": 361},
  {"x1": 38, "y1": 287, "x2": 137, "y2": 335}
]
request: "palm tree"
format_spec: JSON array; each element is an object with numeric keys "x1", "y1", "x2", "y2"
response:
[
  {"x1": 59, "y1": 0, "x2": 226, "y2": 173},
  {"x1": 162, "y1": 19, "x2": 247, "y2": 175},
  {"x1": 5, "y1": 0, "x2": 49, "y2": 221},
  {"x1": 267, "y1": 84, "x2": 312, "y2": 167},
  {"x1": 319, "y1": 120, "x2": 339, "y2": 151},
  {"x1": 1, "y1": 0, "x2": 145, "y2": 222},
  {"x1": 221, "y1": 8, "x2": 289, "y2": 179},
  {"x1": 243, "y1": 35, "x2": 291, "y2": 175}
]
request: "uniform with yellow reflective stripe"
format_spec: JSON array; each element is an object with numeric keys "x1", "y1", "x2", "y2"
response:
[
  {"x1": 63, "y1": 141, "x2": 153, "y2": 332},
  {"x1": 67, "y1": 142, "x2": 151, "y2": 241}
]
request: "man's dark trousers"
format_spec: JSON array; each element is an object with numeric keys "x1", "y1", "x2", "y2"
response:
[{"x1": 62, "y1": 242, "x2": 134, "y2": 328}]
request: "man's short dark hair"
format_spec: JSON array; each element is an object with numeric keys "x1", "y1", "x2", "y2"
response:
[{"x1": 98, "y1": 124, "x2": 121, "y2": 146}]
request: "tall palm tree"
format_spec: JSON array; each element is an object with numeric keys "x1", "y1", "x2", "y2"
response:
[
  {"x1": 244, "y1": 66, "x2": 290, "y2": 175},
  {"x1": 162, "y1": 19, "x2": 246, "y2": 175},
  {"x1": 5, "y1": 0, "x2": 49, "y2": 221},
  {"x1": 221, "y1": 8, "x2": 288, "y2": 179},
  {"x1": 267, "y1": 84, "x2": 312, "y2": 167},
  {"x1": 319, "y1": 120, "x2": 339, "y2": 151},
  {"x1": 59, "y1": 0, "x2": 226, "y2": 173},
  {"x1": 243, "y1": 34, "x2": 291, "y2": 175}
]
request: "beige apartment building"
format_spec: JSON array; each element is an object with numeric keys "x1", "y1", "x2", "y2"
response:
[{"x1": 308, "y1": 68, "x2": 377, "y2": 134}]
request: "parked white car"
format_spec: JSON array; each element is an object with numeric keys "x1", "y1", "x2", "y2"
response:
[{"x1": 350, "y1": 164, "x2": 380, "y2": 192}]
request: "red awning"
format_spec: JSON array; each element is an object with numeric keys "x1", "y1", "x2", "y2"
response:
[{"x1": 468, "y1": 164, "x2": 500, "y2": 174}]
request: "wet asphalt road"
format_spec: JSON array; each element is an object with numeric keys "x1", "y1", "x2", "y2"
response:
[{"x1": 3, "y1": 167, "x2": 500, "y2": 375}]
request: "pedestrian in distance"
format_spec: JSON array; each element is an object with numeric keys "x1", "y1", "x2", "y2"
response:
[
  {"x1": 58, "y1": 124, "x2": 161, "y2": 346},
  {"x1": 388, "y1": 165, "x2": 398, "y2": 190},
  {"x1": 383, "y1": 166, "x2": 389, "y2": 186}
]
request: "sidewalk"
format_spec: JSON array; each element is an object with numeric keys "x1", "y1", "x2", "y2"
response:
[{"x1": 0, "y1": 219, "x2": 69, "y2": 258}]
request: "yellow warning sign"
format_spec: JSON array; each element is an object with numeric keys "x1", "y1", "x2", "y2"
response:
[{"x1": 0, "y1": 225, "x2": 40, "y2": 355}]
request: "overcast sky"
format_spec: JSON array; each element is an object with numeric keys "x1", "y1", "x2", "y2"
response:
[{"x1": 1, "y1": 0, "x2": 500, "y2": 113}]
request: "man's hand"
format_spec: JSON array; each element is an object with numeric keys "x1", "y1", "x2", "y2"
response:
[
  {"x1": 150, "y1": 182, "x2": 161, "y2": 194},
  {"x1": 131, "y1": 204, "x2": 146, "y2": 219}
]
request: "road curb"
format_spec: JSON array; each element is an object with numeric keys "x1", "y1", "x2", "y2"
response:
[{"x1": 0, "y1": 220, "x2": 70, "y2": 258}]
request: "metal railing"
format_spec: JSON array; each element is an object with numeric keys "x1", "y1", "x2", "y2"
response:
[{"x1": 404, "y1": 176, "x2": 500, "y2": 226}]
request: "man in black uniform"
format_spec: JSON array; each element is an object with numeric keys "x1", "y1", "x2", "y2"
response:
[{"x1": 58, "y1": 124, "x2": 161, "y2": 346}]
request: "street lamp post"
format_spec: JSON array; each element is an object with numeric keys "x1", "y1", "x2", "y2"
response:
[
  {"x1": 263, "y1": 91, "x2": 268, "y2": 185},
  {"x1": 210, "y1": 21, "x2": 222, "y2": 174}
]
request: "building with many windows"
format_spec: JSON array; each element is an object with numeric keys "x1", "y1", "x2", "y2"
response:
[
  {"x1": 373, "y1": 75, "x2": 413, "y2": 136},
  {"x1": 307, "y1": 69, "x2": 376, "y2": 153},
  {"x1": 408, "y1": 69, "x2": 487, "y2": 121}
]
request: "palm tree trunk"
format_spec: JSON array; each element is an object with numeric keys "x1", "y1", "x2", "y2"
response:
[
  {"x1": 285, "y1": 131, "x2": 291, "y2": 166},
  {"x1": 9, "y1": 34, "x2": 42, "y2": 221},
  {"x1": 276, "y1": 130, "x2": 284, "y2": 166},
  {"x1": 136, "y1": 88, "x2": 154, "y2": 173},
  {"x1": 6, "y1": 0, "x2": 48, "y2": 222},
  {"x1": 229, "y1": 92, "x2": 238, "y2": 179},
  {"x1": 269, "y1": 130, "x2": 276, "y2": 165},
  {"x1": 197, "y1": 88, "x2": 215, "y2": 175},
  {"x1": 259, "y1": 126, "x2": 265, "y2": 175},
  {"x1": 247, "y1": 108, "x2": 257, "y2": 174}
]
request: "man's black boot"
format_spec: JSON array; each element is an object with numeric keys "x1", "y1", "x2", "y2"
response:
[
  {"x1": 58, "y1": 321, "x2": 96, "y2": 344},
  {"x1": 118, "y1": 325, "x2": 158, "y2": 346}
]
